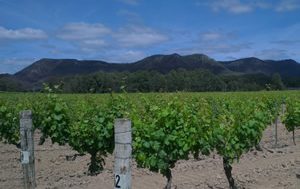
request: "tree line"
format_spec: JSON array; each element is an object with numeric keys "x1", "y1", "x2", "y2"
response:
[
  {"x1": 46, "y1": 69, "x2": 286, "y2": 93},
  {"x1": 0, "y1": 69, "x2": 289, "y2": 92}
]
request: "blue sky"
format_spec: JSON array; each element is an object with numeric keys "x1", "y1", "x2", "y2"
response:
[{"x1": 0, "y1": 0, "x2": 300, "y2": 73}]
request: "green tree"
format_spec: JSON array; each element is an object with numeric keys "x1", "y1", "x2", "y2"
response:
[{"x1": 271, "y1": 73, "x2": 284, "y2": 90}]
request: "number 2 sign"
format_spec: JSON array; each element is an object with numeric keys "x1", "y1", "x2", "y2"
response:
[{"x1": 114, "y1": 175, "x2": 121, "y2": 188}]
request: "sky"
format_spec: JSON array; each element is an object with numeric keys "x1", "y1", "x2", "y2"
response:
[{"x1": 0, "y1": 0, "x2": 300, "y2": 74}]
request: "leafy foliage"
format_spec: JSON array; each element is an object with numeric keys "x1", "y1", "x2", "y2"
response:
[
  {"x1": 133, "y1": 98, "x2": 201, "y2": 188},
  {"x1": 0, "y1": 103, "x2": 20, "y2": 145},
  {"x1": 282, "y1": 97, "x2": 300, "y2": 144},
  {"x1": 34, "y1": 91, "x2": 70, "y2": 145},
  {"x1": 69, "y1": 95, "x2": 127, "y2": 175},
  {"x1": 283, "y1": 98, "x2": 300, "y2": 132},
  {"x1": 0, "y1": 90, "x2": 299, "y2": 187}
]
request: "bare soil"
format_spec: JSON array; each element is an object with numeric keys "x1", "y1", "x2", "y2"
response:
[{"x1": 0, "y1": 121, "x2": 299, "y2": 189}]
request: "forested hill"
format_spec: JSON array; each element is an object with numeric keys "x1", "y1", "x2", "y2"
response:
[
  {"x1": 1, "y1": 53, "x2": 300, "y2": 92},
  {"x1": 13, "y1": 54, "x2": 231, "y2": 83},
  {"x1": 220, "y1": 58, "x2": 300, "y2": 76}
]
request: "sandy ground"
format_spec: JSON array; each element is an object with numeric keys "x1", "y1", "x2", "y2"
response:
[{"x1": 0, "y1": 120, "x2": 299, "y2": 189}]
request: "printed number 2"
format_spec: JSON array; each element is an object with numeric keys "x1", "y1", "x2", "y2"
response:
[{"x1": 115, "y1": 175, "x2": 121, "y2": 188}]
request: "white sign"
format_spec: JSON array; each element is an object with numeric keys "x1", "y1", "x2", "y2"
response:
[
  {"x1": 21, "y1": 151, "x2": 30, "y2": 164},
  {"x1": 114, "y1": 174, "x2": 127, "y2": 189}
]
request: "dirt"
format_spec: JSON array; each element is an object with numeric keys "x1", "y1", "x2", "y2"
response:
[{"x1": 0, "y1": 121, "x2": 299, "y2": 189}]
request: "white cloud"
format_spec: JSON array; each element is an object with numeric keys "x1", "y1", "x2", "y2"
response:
[
  {"x1": 114, "y1": 25, "x2": 168, "y2": 47},
  {"x1": 203, "y1": 0, "x2": 253, "y2": 14},
  {"x1": 53, "y1": 22, "x2": 168, "y2": 57},
  {"x1": 254, "y1": 1, "x2": 272, "y2": 9},
  {"x1": 275, "y1": 0, "x2": 300, "y2": 12},
  {"x1": 56, "y1": 22, "x2": 112, "y2": 51},
  {"x1": 54, "y1": 22, "x2": 168, "y2": 56},
  {"x1": 57, "y1": 22, "x2": 111, "y2": 40},
  {"x1": 201, "y1": 0, "x2": 299, "y2": 14},
  {"x1": 118, "y1": 0, "x2": 139, "y2": 5},
  {"x1": 200, "y1": 31, "x2": 236, "y2": 41},
  {"x1": 0, "y1": 26, "x2": 47, "y2": 40},
  {"x1": 81, "y1": 39, "x2": 106, "y2": 47}
]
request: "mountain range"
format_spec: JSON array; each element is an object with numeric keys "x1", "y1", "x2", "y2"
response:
[{"x1": 1, "y1": 53, "x2": 300, "y2": 91}]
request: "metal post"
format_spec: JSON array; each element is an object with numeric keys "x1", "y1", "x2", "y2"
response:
[
  {"x1": 114, "y1": 119, "x2": 132, "y2": 189},
  {"x1": 20, "y1": 110, "x2": 35, "y2": 189}
]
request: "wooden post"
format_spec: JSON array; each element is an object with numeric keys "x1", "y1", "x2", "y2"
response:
[
  {"x1": 296, "y1": 173, "x2": 300, "y2": 187},
  {"x1": 20, "y1": 110, "x2": 35, "y2": 189},
  {"x1": 114, "y1": 119, "x2": 131, "y2": 189},
  {"x1": 281, "y1": 103, "x2": 284, "y2": 115},
  {"x1": 274, "y1": 116, "x2": 278, "y2": 147}
]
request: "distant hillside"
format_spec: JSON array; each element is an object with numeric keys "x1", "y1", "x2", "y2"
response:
[
  {"x1": 0, "y1": 53, "x2": 299, "y2": 92},
  {"x1": 14, "y1": 59, "x2": 127, "y2": 83},
  {"x1": 220, "y1": 57, "x2": 300, "y2": 77},
  {"x1": 129, "y1": 53, "x2": 230, "y2": 74},
  {"x1": 14, "y1": 54, "x2": 232, "y2": 83},
  {"x1": 264, "y1": 59, "x2": 300, "y2": 77}
]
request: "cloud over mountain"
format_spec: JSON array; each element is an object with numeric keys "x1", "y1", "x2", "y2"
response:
[
  {"x1": 0, "y1": 26, "x2": 47, "y2": 40},
  {"x1": 114, "y1": 25, "x2": 169, "y2": 47}
]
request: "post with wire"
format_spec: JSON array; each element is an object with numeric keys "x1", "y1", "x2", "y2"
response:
[
  {"x1": 114, "y1": 119, "x2": 132, "y2": 189},
  {"x1": 20, "y1": 110, "x2": 36, "y2": 189}
]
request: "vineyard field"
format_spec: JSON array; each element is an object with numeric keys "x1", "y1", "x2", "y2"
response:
[
  {"x1": 0, "y1": 91, "x2": 299, "y2": 189},
  {"x1": 0, "y1": 117, "x2": 299, "y2": 189}
]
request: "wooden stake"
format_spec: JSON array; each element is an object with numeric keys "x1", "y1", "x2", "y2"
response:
[
  {"x1": 114, "y1": 119, "x2": 132, "y2": 189},
  {"x1": 274, "y1": 116, "x2": 278, "y2": 147},
  {"x1": 20, "y1": 110, "x2": 35, "y2": 189}
]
